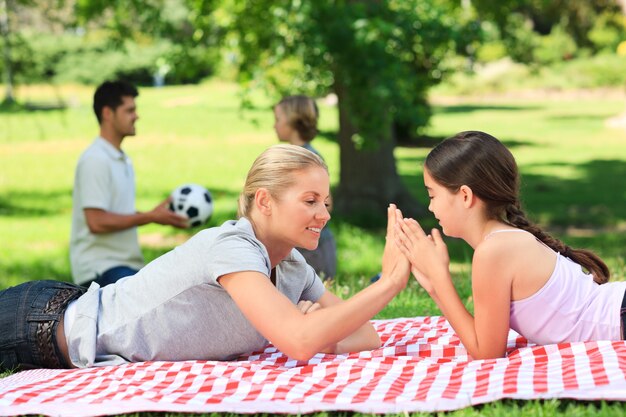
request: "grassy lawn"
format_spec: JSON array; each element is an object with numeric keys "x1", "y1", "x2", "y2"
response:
[{"x1": 1, "y1": 81, "x2": 625, "y2": 415}]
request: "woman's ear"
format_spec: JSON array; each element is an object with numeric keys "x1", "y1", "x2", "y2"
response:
[
  {"x1": 459, "y1": 185, "x2": 475, "y2": 208},
  {"x1": 254, "y1": 188, "x2": 273, "y2": 216}
]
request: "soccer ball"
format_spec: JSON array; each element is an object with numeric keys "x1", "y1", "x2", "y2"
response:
[{"x1": 169, "y1": 184, "x2": 213, "y2": 227}]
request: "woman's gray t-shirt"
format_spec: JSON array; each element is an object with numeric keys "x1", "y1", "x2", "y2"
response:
[{"x1": 67, "y1": 217, "x2": 326, "y2": 367}]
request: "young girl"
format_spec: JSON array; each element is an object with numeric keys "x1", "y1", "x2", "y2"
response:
[
  {"x1": 0, "y1": 145, "x2": 410, "y2": 370},
  {"x1": 394, "y1": 131, "x2": 626, "y2": 359},
  {"x1": 273, "y1": 95, "x2": 337, "y2": 280}
]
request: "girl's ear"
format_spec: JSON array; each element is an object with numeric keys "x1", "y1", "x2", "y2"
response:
[
  {"x1": 254, "y1": 188, "x2": 273, "y2": 216},
  {"x1": 459, "y1": 185, "x2": 475, "y2": 208}
]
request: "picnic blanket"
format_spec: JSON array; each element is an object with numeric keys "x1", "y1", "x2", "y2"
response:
[{"x1": 1, "y1": 316, "x2": 625, "y2": 416}]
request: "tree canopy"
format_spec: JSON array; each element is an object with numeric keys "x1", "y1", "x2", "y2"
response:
[
  {"x1": 4, "y1": 0, "x2": 625, "y2": 220},
  {"x1": 229, "y1": 0, "x2": 473, "y2": 220}
]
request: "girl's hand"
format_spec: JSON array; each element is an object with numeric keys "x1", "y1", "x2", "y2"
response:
[
  {"x1": 411, "y1": 265, "x2": 435, "y2": 295},
  {"x1": 380, "y1": 204, "x2": 411, "y2": 291},
  {"x1": 395, "y1": 218, "x2": 450, "y2": 284}
]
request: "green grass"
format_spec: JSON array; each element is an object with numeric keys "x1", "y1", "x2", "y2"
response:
[{"x1": 1, "y1": 80, "x2": 626, "y2": 414}]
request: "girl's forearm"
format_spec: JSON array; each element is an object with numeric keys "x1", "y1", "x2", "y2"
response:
[{"x1": 431, "y1": 276, "x2": 483, "y2": 358}]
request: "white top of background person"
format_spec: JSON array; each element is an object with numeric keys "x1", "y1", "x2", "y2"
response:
[
  {"x1": 70, "y1": 80, "x2": 187, "y2": 286},
  {"x1": 62, "y1": 145, "x2": 411, "y2": 367}
]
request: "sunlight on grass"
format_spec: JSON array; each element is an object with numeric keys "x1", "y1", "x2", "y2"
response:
[
  {"x1": 2, "y1": 82, "x2": 625, "y2": 286},
  {"x1": 2, "y1": 83, "x2": 626, "y2": 414}
]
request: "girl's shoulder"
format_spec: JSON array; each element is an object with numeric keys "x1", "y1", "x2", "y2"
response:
[
  {"x1": 477, "y1": 228, "x2": 530, "y2": 250},
  {"x1": 474, "y1": 229, "x2": 541, "y2": 266},
  {"x1": 474, "y1": 229, "x2": 556, "y2": 279}
]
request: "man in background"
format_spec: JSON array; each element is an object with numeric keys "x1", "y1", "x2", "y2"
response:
[{"x1": 70, "y1": 80, "x2": 187, "y2": 287}]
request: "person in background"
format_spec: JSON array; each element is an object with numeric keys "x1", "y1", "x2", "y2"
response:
[
  {"x1": 394, "y1": 130, "x2": 626, "y2": 359},
  {"x1": 274, "y1": 95, "x2": 337, "y2": 280},
  {"x1": 70, "y1": 80, "x2": 187, "y2": 288}
]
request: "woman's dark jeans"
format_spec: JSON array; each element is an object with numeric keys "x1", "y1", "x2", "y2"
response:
[{"x1": 0, "y1": 280, "x2": 85, "y2": 371}]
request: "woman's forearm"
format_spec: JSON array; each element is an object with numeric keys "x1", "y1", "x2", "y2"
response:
[{"x1": 333, "y1": 321, "x2": 381, "y2": 354}]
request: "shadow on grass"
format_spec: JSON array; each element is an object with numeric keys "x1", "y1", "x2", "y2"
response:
[
  {"x1": 0, "y1": 258, "x2": 73, "y2": 289},
  {"x1": 317, "y1": 129, "x2": 338, "y2": 144},
  {"x1": 0, "y1": 190, "x2": 72, "y2": 217},
  {"x1": 0, "y1": 100, "x2": 68, "y2": 114},
  {"x1": 434, "y1": 103, "x2": 542, "y2": 114},
  {"x1": 521, "y1": 159, "x2": 626, "y2": 229},
  {"x1": 548, "y1": 113, "x2": 610, "y2": 122}
]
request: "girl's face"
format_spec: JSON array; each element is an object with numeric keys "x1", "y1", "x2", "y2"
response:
[
  {"x1": 423, "y1": 168, "x2": 465, "y2": 237},
  {"x1": 270, "y1": 166, "x2": 331, "y2": 250},
  {"x1": 273, "y1": 105, "x2": 296, "y2": 143}
]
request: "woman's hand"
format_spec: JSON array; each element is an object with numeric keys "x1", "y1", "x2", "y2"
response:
[
  {"x1": 380, "y1": 204, "x2": 411, "y2": 291},
  {"x1": 297, "y1": 300, "x2": 322, "y2": 314},
  {"x1": 394, "y1": 219, "x2": 450, "y2": 290}
]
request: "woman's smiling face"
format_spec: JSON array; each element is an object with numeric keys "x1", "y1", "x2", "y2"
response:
[{"x1": 270, "y1": 166, "x2": 331, "y2": 250}]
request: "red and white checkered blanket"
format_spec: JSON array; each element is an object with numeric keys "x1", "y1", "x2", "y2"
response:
[{"x1": 1, "y1": 317, "x2": 625, "y2": 416}]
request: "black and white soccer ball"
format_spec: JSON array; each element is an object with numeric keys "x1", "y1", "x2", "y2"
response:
[{"x1": 169, "y1": 184, "x2": 213, "y2": 227}]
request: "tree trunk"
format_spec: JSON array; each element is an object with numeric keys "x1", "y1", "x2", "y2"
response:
[
  {"x1": 1, "y1": 0, "x2": 14, "y2": 104},
  {"x1": 332, "y1": 79, "x2": 425, "y2": 225}
]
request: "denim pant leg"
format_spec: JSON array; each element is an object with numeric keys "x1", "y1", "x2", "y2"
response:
[
  {"x1": 92, "y1": 265, "x2": 139, "y2": 287},
  {"x1": 0, "y1": 280, "x2": 85, "y2": 371}
]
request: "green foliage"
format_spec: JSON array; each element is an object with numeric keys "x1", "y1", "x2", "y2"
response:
[
  {"x1": 589, "y1": 10, "x2": 626, "y2": 53},
  {"x1": 435, "y1": 53, "x2": 626, "y2": 95},
  {"x1": 53, "y1": 37, "x2": 171, "y2": 85},
  {"x1": 472, "y1": 21, "x2": 506, "y2": 63},
  {"x1": 471, "y1": 0, "x2": 624, "y2": 62},
  {"x1": 1, "y1": 32, "x2": 37, "y2": 84},
  {"x1": 533, "y1": 24, "x2": 578, "y2": 65},
  {"x1": 500, "y1": 13, "x2": 540, "y2": 64},
  {"x1": 232, "y1": 0, "x2": 468, "y2": 146},
  {"x1": 71, "y1": 0, "x2": 221, "y2": 84},
  {"x1": 4, "y1": 31, "x2": 216, "y2": 86},
  {"x1": 540, "y1": 53, "x2": 626, "y2": 88},
  {"x1": 164, "y1": 44, "x2": 218, "y2": 84}
]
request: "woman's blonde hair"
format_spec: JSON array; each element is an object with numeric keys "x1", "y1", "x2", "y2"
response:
[
  {"x1": 275, "y1": 95, "x2": 319, "y2": 142},
  {"x1": 237, "y1": 144, "x2": 328, "y2": 218}
]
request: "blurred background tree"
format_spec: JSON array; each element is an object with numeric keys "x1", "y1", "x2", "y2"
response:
[{"x1": 228, "y1": 0, "x2": 476, "y2": 221}]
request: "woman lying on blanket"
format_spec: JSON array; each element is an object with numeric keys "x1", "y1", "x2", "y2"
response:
[
  {"x1": 0, "y1": 144, "x2": 410, "y2": 371},
  {"x1": 394, "y1": 130, "x2": 626, "y2": 360}
]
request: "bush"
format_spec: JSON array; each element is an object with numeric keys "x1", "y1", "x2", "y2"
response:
[
  {"x1": 163, "y1": 44, "x2": 217, "y2": 85},
  {"x1": 474, "y1": 21, "x2": 507, "y2": 63},
  {"x1": 589, "y1": 11, "x2": 626, "y2": 53},
  {"x1": 6, "y1": 31, "x2": 216, "y2": 86},
  {"x1": 434, "y1": 53, "x2": 626, "y2": 95},
  {"x1": 544, "y1": 53, "x2": 626, "y2": 88},
  {"x1": 476, "y1": 41, "x2": 507, "y2": 63},
  {"x1": 501, "y1": 13, "x2": 540, "y2": 64},
  {"x1": 54, "y1": 40, "x2": 173, "y2": 85},
  {"x1": 534, "y1": 25, "x2": 578, "y2": 65}
]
